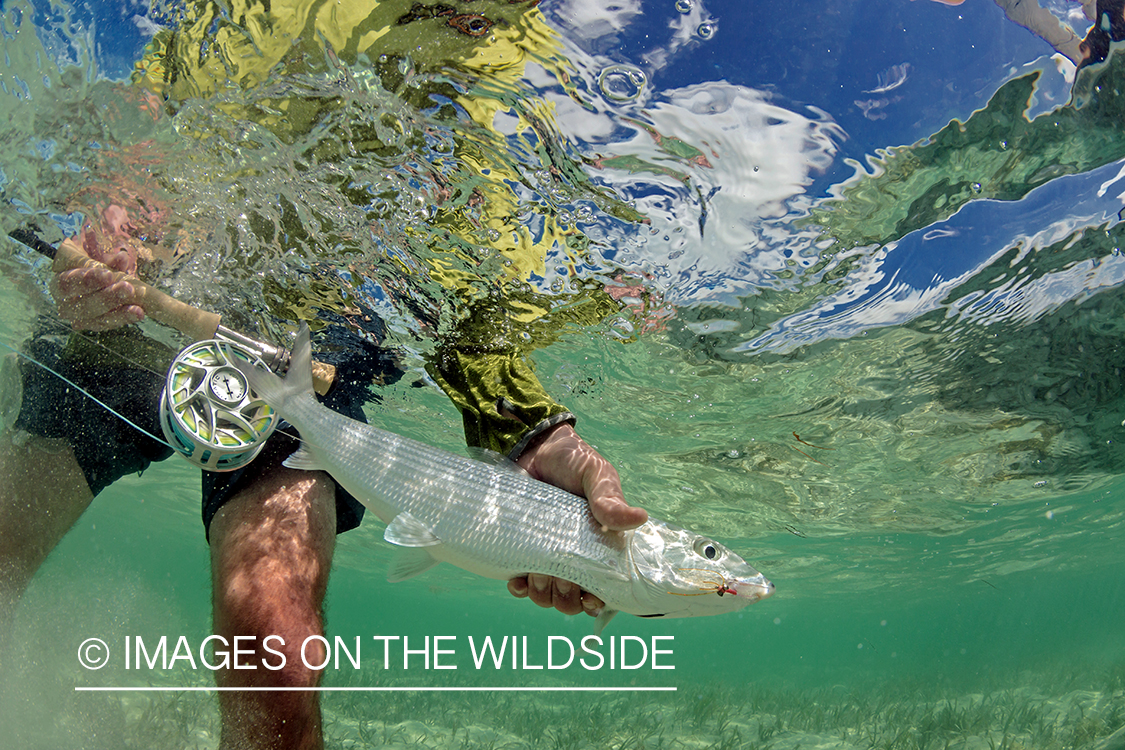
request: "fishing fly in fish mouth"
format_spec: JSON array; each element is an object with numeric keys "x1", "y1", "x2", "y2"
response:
[
  {"x1": 5, "y1": 230, "x2": 774, "y2": 634},
  {"x1": 222, "y1": 322, "x2": 774, "y2": 633}
]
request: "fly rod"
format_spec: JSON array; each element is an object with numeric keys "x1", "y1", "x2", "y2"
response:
[{"x1": 8, "y1": 227, "x2": 337, "y2": 395}]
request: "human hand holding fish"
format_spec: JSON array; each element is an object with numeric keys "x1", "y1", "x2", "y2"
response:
[
  {"x1": 233, "y1": 324, "x2": 775, "y2": 633},
  {"x1": 511, "y1": 422, "x2": 649, "y2": 616}
]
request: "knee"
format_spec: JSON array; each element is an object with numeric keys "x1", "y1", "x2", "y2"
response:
[
  {"x1": 212, "y1": 572, "x2": 328, "y2": 687},
  {"x1": 207, "y1": 467, "x2": 337, "y2": 691},
  {"x1": 212, "y1": 630, "x2": 325, "y2": 690}
]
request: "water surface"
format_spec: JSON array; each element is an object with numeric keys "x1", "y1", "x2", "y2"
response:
[{"x1": 2, "y1": 0, "x2": 1124, "y2": 747}]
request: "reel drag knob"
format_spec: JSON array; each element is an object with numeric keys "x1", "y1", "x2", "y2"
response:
[{"x1": 160, "y1": 339, "x2": 278, "y2": 471}]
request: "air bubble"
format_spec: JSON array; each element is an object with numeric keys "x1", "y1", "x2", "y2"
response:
[
  {"x1": 598, "y1": 64, "x2": 647, "y2": 103},
  {"x1": 696, "y1": 21, "x2": 716, "y2": 40}
]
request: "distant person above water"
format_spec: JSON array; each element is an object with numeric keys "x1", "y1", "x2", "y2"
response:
[{"x1": 927, "y1": 0, "x2": 1115, "y2": 66}]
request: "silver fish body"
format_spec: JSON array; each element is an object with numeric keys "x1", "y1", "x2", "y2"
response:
[{"x1": 234, "y1": 326, "x2": 774, "y2": 631}]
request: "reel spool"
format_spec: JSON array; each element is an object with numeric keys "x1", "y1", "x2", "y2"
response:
[{"x1": 160, "y1": 339, "x2": 279, "y2": 471}]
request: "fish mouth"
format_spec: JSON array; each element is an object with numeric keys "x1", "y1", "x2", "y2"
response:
[{"x1": 732, "y1": 575, "x2": 775, "y2": 603}]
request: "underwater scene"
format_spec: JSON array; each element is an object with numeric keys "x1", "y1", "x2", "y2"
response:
[{"x1": 2, "y1": 0, "x2": 1125, "y2": 748}]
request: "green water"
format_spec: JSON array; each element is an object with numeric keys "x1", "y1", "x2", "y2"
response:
[
  {"x1": 3, "y1": 337, "x2": 1123, "y2": 748},
  {"x1": 3, "y1": 0, "x2": 1125, "y2": 747}
]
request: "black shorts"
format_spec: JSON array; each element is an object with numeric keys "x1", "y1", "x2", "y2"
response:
[
  {"x1": 199, "y1": 365, "x2": 373, "y2": 538},
  {"x1": 15, "y1": 322, "x2": 397, "y2": 537},
  {"x1": 14, "y1": 328, "x2": 175, "y2": 496}
]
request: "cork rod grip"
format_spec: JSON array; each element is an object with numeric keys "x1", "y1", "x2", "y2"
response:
[
  {"x1": 51, "y1": 239, "x2": 222, "y2": 342},
  {"x1": 310, "y1": 362, "x2": 337, "y2": 396},
  {"x1": 41, "y1": 236, "x2": 337, "y2": 395}
]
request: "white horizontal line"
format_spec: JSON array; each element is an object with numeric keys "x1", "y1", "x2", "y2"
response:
[{"x1": 76, "y1": 686, "x2": 677, "y2": 693}]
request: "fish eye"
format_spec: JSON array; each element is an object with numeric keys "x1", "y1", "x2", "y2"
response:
[{"x1": 694, "y1": 539, "x2": 719, "y2": 560}]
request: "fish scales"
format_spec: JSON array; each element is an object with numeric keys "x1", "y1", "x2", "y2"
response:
[
  {"x1": 232, "y1": 324, "x2": 774, "y2": 631},
  {"x1": 279, "y1": 391, "x2": 628, "y2": 593}
]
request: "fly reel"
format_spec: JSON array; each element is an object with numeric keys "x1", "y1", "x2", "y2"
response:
[{"x1": 160, "y1": 339, "x2": 279, "y2": 471}]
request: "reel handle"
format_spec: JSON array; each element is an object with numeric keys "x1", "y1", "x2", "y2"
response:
[{"x1": 11, "y1": 229, "x2": 337, "y2": 395}]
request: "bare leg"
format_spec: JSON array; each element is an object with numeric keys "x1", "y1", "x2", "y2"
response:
[
  {"x1": 0, "y1": 431, "x2": 94, "y2": 667},
  {"x1": 208, "y1": 454, "x2": 337, "y2": 750}
]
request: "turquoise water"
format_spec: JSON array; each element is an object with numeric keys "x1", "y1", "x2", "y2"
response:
[{"x1": 3, "y1": 0, "x2": 1125, "y2": 748}]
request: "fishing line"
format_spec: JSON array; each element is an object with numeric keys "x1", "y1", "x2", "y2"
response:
[
  {"x1": 3, "y1": 227, "x2": 336, "y2": 471},
  {"x1": 30, "y1": 316, "x2": 172, "y2": 379},
  {"x1": 0, "y1": 334, "x2": 174, "y2": 449},
  {"x1": 1, "y1": 329, "x2": 306, "y2": 466}
]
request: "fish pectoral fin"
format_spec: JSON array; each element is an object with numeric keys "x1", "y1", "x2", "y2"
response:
[
  {"x1": 384, "y1": 513, "x2": 443, "y2": 582},
  {"x1": 282, "y1": 443, "x2": 322, "y2": 472},
  {"x1": 593, "y1": 608, "x2": 619, "y2": 637},
  {"x1": 387, "y1": 548, "x2": 441, "y2": 583},
  {"x1": 466, "y1": 447, "x2": 531, "y2": 477},
  {"x1": 384, "y1": 512, "x2": 442, "y2": 547}
]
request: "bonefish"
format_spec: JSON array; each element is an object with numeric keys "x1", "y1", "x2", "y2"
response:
[{"x1": 233, "y1": 324, "x2": 774, "y2": 633}]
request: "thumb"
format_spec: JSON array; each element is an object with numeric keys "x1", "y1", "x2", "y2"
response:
[
  {"x1": 103, "y1": 248, "x2": 137, "y2": 275},
  {"x1": 584, "y1": 466, "x2": 647, "y2": 532}
]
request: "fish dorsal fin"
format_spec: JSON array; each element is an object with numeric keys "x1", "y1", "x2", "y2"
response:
[
  {"x1": 466, "y1": 447, "x2": 531, "y2": 476},
  {"x1": 384, "y1": 512, "x2": 442, "y2": 547},
  {"x1": 283, "y1": 443, "x2": 322, "y2": 471},
  {"x1": 387, "y1": 548, "x2": 441, "y2": 583},
  {"x1": 593, "y1": 608, "x2": 618, "y2": 637}
]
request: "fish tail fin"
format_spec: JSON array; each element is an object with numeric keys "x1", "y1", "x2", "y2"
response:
[{"x1": 231, "y1": 322, "x2": 315, "y2": 410}]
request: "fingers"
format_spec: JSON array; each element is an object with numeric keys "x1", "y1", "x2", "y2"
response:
[
  {"x1": 582, "y1": 462, "x2": 648, "y2": 532},
  {"x1": 49, "y1": 208, "x2": 144, "y2": 331},
  {"x1": 52, "y1": 265, "x2": 144, "y2": 331},
  {"x1": 517, "y1": 423, "x2": 647, "y2": 531},
  {"x1": 75, "y1": 216, "x2": 140, "y2": 275},
  {"x1": 543, "y1": 425, "x2": 647, "y2": 531},
  {"x1": 507, "y1": 575, "x2": 605, "y2": 617},
  {"x1": 102, "y1": 248, "x2": 135, "y2": 273},
  {"x1": 508, "y1": 423, "x2": 645, "y2": 616}
]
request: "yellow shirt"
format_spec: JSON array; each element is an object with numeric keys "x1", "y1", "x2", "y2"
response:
[
  {"x1": 134, "y1": 0, "x2": 614, "y2": 302},
  {"x1": 133, "y1": 0, "x2": 629, "y2": 452}
]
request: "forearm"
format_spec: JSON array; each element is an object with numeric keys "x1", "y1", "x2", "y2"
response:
[
  {"x1": 425, "y1": 289, "x2": 621, "y2": 457},
  {"x1": 427, "y1": 343, "x2": 574, "y2": 458}
]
